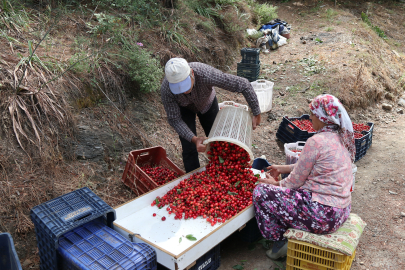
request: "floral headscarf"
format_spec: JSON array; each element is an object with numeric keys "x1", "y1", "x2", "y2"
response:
[{"x1": 309, "y1": 94, "x2": 356, "y2": 162}]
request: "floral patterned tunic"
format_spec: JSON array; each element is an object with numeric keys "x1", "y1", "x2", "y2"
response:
[{"x1": 279, "y1": 131, "x2": 353, "y2": 208}]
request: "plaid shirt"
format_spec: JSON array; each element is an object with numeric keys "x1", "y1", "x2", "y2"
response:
[{"x1": 161, "y1": 62, "x2": 261, "y2": 142}]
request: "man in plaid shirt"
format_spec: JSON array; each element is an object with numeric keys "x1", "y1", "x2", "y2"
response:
[{"x1": 161, "y1": 58, "x2": 261, "y2": 172}]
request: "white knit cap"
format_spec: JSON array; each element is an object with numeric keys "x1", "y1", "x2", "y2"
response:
[{"x1": 165, "y1": 58, "x2": 192, "y2": 94}]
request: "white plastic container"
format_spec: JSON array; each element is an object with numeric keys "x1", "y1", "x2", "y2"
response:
[
  {"x1": 113, "y1": 166, "x2": 255, "y2": 270},
  {"x1": 284, "y1": 141, "x2": 306, "y2": 165},
  {"x1": 351, "y1": 163, "x2": 357, "y2": 192},
  {"x1": 251, "y1": 79, "x2": 274, "y2": 113},
  {"x1": 204, "y1": 101, "x2": 254, "y2": 163}
]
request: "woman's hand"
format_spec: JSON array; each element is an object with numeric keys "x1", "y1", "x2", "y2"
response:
[
  {"x1": 267, "y1": 165, "x2": 292, "y2": 179},
  {"x1": 258, "y1": 173, "x2": 280, "y2": 186}
]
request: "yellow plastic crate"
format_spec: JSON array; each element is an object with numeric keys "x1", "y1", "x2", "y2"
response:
[{"x1": 286, "y1": 239, "x2": 356, "y2": 270}]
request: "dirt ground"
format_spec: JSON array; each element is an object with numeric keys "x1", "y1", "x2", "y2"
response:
[
  {"x1": 215, "y1": 107, "x2": 405, "y2": 270},
  {"x1": 2, "y1": 1, "x2": 405, "y2": 270}
]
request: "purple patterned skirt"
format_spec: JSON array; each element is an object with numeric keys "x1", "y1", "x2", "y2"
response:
[{"x1": 253, "y1": 184, "x2": 351, "y2": 241}]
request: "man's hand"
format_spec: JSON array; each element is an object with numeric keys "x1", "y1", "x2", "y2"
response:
[
  {"x1": 252, "y1": 114, "x2": 261, "y2": 130},
  {"x1": 191, "y1": 136, "x2": 207, "y2": 152}
]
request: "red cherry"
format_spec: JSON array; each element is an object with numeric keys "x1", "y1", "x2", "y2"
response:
[
  {"x1": 162, "y1": 216, "x2": 166, "y2": 221},
  {"x1": 153, "y1": 213, "x2": 156, "y2": 217}
]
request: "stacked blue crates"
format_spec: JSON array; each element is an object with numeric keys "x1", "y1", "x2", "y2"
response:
[
  {"x1": 0, "y1": 233, "x2": 22, "y2": 270},
  {"x1": 58, "y1": 220, "x2": 156, "y2": 270},
  {"x1": 30, "y1": 187, "x2": 157, "y2": 270},
  {"x1": 237, "y1": 48, "x2": 260, "y2": 82}
]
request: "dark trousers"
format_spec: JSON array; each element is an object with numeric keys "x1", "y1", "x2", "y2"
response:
[{"x1": 180, "y1": 97, "x2": 219, "y2": 173}]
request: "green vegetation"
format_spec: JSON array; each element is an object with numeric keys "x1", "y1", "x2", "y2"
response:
[
  {"x1": 0, "y1": 0, "x2": 280, "y2": 151},
  {"x1": 326, "y1": 8, "x2": 338, "y2": 20},
  {"x1": 252, "y1": 3, "x2": 278, "y2": 25},
  {"x1": 361, "y1": 12, "x2": 387, "y2": 39}
]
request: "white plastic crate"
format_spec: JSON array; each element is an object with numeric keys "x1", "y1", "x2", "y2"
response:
[
  {"x1": 251, "y1": 80, "x2": 274, "y2": 113},
  {"x1": 204, "y1": 101, "x2": 254, "y2": 163}
]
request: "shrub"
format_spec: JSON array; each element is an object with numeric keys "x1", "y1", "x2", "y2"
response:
[
  {"x1": 253, "y1": 3, "x2": 278, "y2": 25},
  {"x1": 123, "y1": 43, "x2": 163, "y2": 93}
]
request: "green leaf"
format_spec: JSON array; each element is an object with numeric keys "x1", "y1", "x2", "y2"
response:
[
  {"x1": 28, "y1": 40, "x2": 33, "y2": 57},
  {"x1": 255, "y1": 181, "x2": 260, "y2": 185},
  {"x1": 232, "y1": 265, "x2": 244, "y2": 270},
  {"x1": 179, "y1": 237, "x2": 182, "y2": 243},
  {"x1": 273, "y1": 261, "x2": 284, "y2": 268},
  {"x1": 177, "y1": 189, "x2": 182, "y2": 194},
  {"x1": 218, "y1": 156, "x2": 224, "y2": 163},
  {"x1": 186, "y1": 234, "x2": 197, "y2": 241},
  {"x1": 254, "y1": 174, "x2": 260, "y2": 178},
  {"x1": 228, "y1": 191, "x2": 238, "y2": 196},
  {"x1": 234, "y1": 181, "x2": 241, "y2": 187},
  {"x1": 154, "y1": 198, "x2": 159, "y2": 205}
]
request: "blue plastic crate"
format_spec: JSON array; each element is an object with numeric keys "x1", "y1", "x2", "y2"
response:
[
  {"x1": 0, "y1": 233, "x2": 22, "y2": 270},
  {"x1": 58, "y1": 220, "x2": 157, "y2": 270},
  {"x1": 241, "y1": 48, "x2": 260, "y2": 64},
  {"x1": 189, "y1": 245, "x2": 220, "y2": 270},
  {"x1": 30, "y1": 187, "x2": 116, "y2": 270},
  {"x1": 276, "y1": 115, "x2": 316, "y2": 144},
  {"x1": 237, "y1": 61, "x2": 260, "y2": 82}
]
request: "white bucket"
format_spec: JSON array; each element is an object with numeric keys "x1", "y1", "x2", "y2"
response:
[
  {"x1": 284, "y1": 141, "x2": 306, "y2": 165},
  {"x1": 251, "y1": 80, "x2": 274, "y2": 113},
  {"x1": 351, "y1": 163, "x2": 357, "y2": 192},
  {"x1": 204, "y1": 101, "x2": 254, "y2": 163}
]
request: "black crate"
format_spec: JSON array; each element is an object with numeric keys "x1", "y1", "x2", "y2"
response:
[
  {"x1": 189, "y1": 244, "x2": 220, "y2": 270},
  {"x1": 157, "y1": 245, "x2": 220, "y2": 270},
  {"x1": 354, "y1": 132, "x2": 369, "y2": 162},
  {"x1": 237, "y1": 218, "x2": 262, "y2": 243},
  {"x1": 237, "y1": 62, "x2": 260, "y2": 82},
  {"x1": 276, "y1": 115, "x2": 316, "y2": 144},
  {"x1": 30, "y1": 187, "x2": 116, "y2": 270},
  {"x1": 241, "y1": 48, "x2": 260, "y2": 64},
  {"x1": 365, "y1": 122, "x2": 374, "y2": 150}
]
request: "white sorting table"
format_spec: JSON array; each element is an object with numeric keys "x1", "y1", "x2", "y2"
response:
[{"x1": 114, "y1": 166, "x2": 265, "y2": 270}]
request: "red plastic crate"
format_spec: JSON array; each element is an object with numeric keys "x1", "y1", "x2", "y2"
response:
[{"x1": 121, "y1": 146, "x2": 185, "y2": 196}]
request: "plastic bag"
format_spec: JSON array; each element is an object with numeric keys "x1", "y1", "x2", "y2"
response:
[
  {"x1": 246, "y1": 28, "x2": 259, "y2": 36},
  {"x1": 277, "y1": 35, "x2": 288, "y2": 47}
]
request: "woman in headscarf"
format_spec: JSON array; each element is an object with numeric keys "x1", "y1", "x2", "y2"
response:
[{"x1": 253, "y1": 94, "x2": 355, "y2": 259}]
